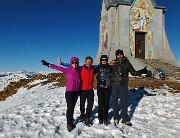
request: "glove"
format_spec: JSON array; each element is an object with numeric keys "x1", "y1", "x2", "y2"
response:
[
  {"x1": 140, "y1": 66, "x2": 148, "y2": 74},
  {"x1": 41, "y1": 60, "x2": 50, "y2": 67}
]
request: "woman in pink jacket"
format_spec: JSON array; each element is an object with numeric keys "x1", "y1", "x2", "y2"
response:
[{"x1": 41, "y1": 57, "x2": 80, "y2": 132}]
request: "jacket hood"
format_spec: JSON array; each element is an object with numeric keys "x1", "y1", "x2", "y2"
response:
[
  {"x1": 100, "y1": 55, "x2": 108, "y2": 62},
  {"x1": 70, "y1": 57, "x2": 79, "y2": 67}
]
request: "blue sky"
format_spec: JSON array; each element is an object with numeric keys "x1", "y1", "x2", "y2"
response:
[{"x1": 0, "y1": 0, "x2": 179, "y2": 72}]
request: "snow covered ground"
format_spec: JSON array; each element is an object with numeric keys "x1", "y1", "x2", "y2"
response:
[
  {"x1": 0, "y1": 71, "x2": 51, "y2": 91},
  {"x1": 0, "y1": 76, "x2": 180, "y2": 138},
  {"x1": 0, "y1": 71, "x2": 36, "y2": 91}
]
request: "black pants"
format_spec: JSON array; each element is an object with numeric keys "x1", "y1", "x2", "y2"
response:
[
  {"x1": 80, "y1": 89, "x2": 94, "y2": 119},
  {"x1": 65, "y1": 91, "x2": 79, "y2": 125},
  {"x1": 97, "y1": 87, "x2": 111, "y2": 120},
  {"x1": 112, "y1": 85, "x2": 130, "y2": 122}
]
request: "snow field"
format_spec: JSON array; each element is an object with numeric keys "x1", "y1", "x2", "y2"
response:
[{"x1": 0, "y1": 78, "x2": 179, "y2": 137}]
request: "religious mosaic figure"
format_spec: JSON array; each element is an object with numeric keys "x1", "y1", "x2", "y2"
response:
[
  {"x1": 101, "y1": 16, "x2": 108, "y2": 52},
  {"x1": 132, "y1": 7, "x2": 150, "y2": 31}
]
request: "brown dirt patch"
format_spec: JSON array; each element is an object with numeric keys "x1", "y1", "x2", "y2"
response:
[
  {"x1": 0, "y1": 73, "x2": 179, "y2": 101},
  {"x1": 0, "y1": 73, "x2": 66, "y2": 101}
]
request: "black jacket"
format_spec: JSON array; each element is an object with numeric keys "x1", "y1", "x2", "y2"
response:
[
  {"x1": 95, "y1": 64, "x2": 111, "y2": 88},
  {"x1": 111, "y1": 57, "x2": 142, "y2": 86}
]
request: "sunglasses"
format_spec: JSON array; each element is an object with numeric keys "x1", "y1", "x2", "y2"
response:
[
  {"x1": 101, "y1": 59, "x2": 107, "y2": 61},
  {"x1": 72, "y1": 61, "x2": 79, "y2": 65}
]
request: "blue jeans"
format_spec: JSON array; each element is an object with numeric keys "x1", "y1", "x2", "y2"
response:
[{"x1": 112, "y1": 85, "x2": 130, "y2": 122}]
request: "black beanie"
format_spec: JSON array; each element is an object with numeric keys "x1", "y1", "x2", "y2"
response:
[
  {"x1": 115, "y1": 49, "x2": 124, "y2": 56},
  {"x1": 100, "y1": 55, "x2": 108, "y2": 62}
]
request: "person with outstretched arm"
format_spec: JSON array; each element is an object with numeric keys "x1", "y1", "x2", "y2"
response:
[
  {"x1": 41, "y1": 57, "x2": 80, "y2": 132},
  {"x1": 110, "y1": 49, "x2": 147, "y2": 126},
  {"x1": 58, "y1": 56, "x2": 95, "y2": 126}
]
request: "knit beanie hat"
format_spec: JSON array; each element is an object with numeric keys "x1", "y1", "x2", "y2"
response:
[
  {"x1": 100, "y1": 55, "x2": 108, "y2": 62},
  {"x1": 70, "y1": 57, "x2": 79, "y2": 67},
  {"x1": 70, "y1": 57, "x2": 79, "y2": 63},
  {"x1": 115, "y1": 49, "x2": 124, "y2": 56}
]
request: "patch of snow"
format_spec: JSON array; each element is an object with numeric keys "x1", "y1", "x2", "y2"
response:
[
  {"x1": 28, "y1": 79, "x2": 48, "y2": 86},
  {"x1": 0, "y1": 71, "x2": 56, "y2": 91},
  {"x1": 0, "y1": 80, "x2": 180, "y2": 137}
]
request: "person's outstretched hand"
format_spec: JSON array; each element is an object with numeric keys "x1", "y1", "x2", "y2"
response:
[
  {"x1": 41, "y1": 60, "x2": 50, "y2": 67},
  {"x1": 140, "y1": 66, "x2": 148, "y2": 74},
  {"x1": 57, "y1": 57, "x2": 62, "y2": 65}
]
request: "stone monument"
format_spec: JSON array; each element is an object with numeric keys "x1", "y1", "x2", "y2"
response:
[{"x1": 94, "y1": 0, "x2": 177, "y2": 69}]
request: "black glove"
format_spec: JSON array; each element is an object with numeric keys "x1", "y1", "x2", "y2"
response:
[
  {"x1": 41, "y1": 60, "x2": 50, "y2": 67},
  {"x1": 140, "y1": 66, "x2": 148, "y2": 74}
]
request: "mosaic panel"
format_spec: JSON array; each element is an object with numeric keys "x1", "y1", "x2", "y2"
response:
[{"x1": 130, "y1": 0, "x2": 154, "y2": 58}]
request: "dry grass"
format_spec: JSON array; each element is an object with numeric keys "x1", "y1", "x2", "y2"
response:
[
  {"x1": 0, "y1": 79, "x2": 31, "y2": 101},
  {"x1": 0, "y1": 73, "x2": 66, "y2": 101},
  {"x1": 0, "y1": 72, "x2": 179, "y2": 101},
  {"x1": 25, "y1": 73, "x2": 66, "y2": 88},
  {"x1": 129, "y1": 78, "x2": 180, "y2": 93}
]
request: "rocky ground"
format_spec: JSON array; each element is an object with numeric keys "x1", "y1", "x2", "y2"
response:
[{"x1": 140, "y1": 59, "x2": 180, "y2": 82}]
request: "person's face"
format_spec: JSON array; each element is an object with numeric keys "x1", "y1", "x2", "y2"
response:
[
  {"x1": 101, "y1": 58, "x2": 107, "y2": 65},
  {"x1": 117, "y1": 54, "x2": 124, "y2": 60},
  {"x1": 71, "y1": 61, "x2": 79, "y2": 68},
  {"x1": 85, "y1": 59, "x2": 93, "y2": 68}
]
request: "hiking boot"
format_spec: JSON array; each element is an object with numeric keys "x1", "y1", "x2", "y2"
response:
[
  {"x1": 114, "y1": 119, "x2": 119, "y2": 126},
  {"x1": 122, "y1": 120, "x2": 133, "y2": 126},
  {"x1": 67, "y1": 124, "x2": 75, "y2": 132},
  {"x1": 99, "y1": 119, "x2": 103, "y2": 125},
  {"x1": 80, "y1": 118, "x2": 84, "y2": 123},
  {"x1": 84, "y1": 117, "x2": 90, "y2": 126},
  {"x1": 103, "y1": 120, "x2": 110, "y2": 126},
  {"x1": 80, "y1": 114, "x2": 85, "y2": 122}
]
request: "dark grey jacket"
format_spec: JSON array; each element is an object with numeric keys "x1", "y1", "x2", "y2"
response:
[
  {"x1": 95, "y1": 64, "x2": 111, "y2": 88},
  {"x1": 111, "y1": 57, "x2": 142, "y2": 86}
]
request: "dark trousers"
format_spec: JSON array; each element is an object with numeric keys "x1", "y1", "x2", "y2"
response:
[
  {"x1": 65, "y1": 91, "x2": 79, "y2": 125},
  {"x1": 97, "y1": 87, "x2": 111, "y2": 120},
  {"x1": 80, "y1": 89, "x2": 94, "y2": 119},
  {"x1": 112, "y1": 85, "x2": 130, "y2": 122}
]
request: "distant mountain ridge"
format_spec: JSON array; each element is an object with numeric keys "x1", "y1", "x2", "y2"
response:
[{"x1": 0, "y1": 71, "x2": 40, "y2": 91}]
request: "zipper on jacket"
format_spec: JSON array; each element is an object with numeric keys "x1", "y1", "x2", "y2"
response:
[{"x1": 87, "y1": 69, "x2": 90, "y2": 90}]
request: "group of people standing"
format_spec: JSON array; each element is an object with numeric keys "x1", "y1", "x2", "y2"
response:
[{"x1": 41, "y1": 49, "x2": 147, "y2": 132}]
